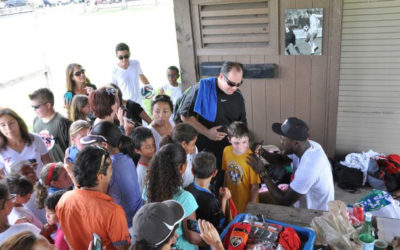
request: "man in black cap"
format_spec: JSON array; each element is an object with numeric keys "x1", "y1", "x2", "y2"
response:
[{"x1": 247, "y1": 117, "x2": 334, "y2": 211}]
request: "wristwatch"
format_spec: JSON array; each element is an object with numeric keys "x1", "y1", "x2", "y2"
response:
[{"x1": 259, "y1": 169, "x2": 269, "y2": 179}]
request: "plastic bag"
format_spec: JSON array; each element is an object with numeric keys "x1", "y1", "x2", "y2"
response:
[
  {"x1": 311, "y1": 200, "x2": 361, "y2": 250},
  {"x1": 358, "y1": 189, "x2": 400, "y2": 219}
]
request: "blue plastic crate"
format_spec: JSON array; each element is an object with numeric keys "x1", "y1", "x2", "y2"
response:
[{"x1": 221, "y1": 213, "x2": 316, "y2": 250}]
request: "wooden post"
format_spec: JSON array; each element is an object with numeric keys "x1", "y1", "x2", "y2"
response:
[{"x1": 173, "y1": 0, "x2": 198, "y2": 89}]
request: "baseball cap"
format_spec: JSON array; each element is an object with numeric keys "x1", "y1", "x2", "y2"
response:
[
  {"x1": 132, "y1": 200, "x2": 184, "y2": 246},
  {"x1": 272, "y1": 117, "x2": 310, "y2": 141},
  {"x1": 80, "y1": 121, "x2": 122, "y2": 147}
]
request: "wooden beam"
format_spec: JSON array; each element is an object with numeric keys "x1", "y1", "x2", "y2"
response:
[{"x1": 200, "y1": 8, "x2": 268, "y2": 17}]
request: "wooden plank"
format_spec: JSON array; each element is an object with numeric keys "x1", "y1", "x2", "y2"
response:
[
  {"x1": 202, "y1": 26, "x2": 269, "y2": 35},
  {"x1": 326, "y1": 0, "x2": 343, "y2": 157},
  {"x1": 310, "y1": 0, "x2": 329, "y2": 147},
  {"x1": 339, "y1": 96, "x2": 400, "y2": 103},
  {"x1": 342, "y1": 26, "x2": 400, "y2": 34},
  {"x1": 174, "y1": 0, "x2": 198, "y2": 87},
  {"x1": 340, "y1": 85, "x2": 400, "y2": 91},
  {"x1": 341, "y1": 51, "x2": 400, "y2": 57},
  {"x1": 203, "y1": 35, "x2": 269, "y2": 44},
  {"x1": 238, "y1": 55, "x2": 253, "y2": 132},
  {"x1": 342, "y1": 32, "x2": 400, "y2": 40},
  {"x1": 342, "y1": 19, "x2": 400, "y2": 28},
  {"x1": 338, "y1": 112, "x2": 400, "y2": 120},
  {"x1": 201, "y1": 17, "x2": 269, "y2": 26},
  {"x1": 340, "y1": 68, "x2": 400, "y2": 75},
  {"x1": 342, "y1": 39, "x2": 400, "y2": 46},
  {"x1": 192, "y1": 0, "x2": 268, "y2": 4},
  {"x1": 250, "y1": 55, "x2": 267, "y2": 143},
  {"x1": 345, "y1": 1, "x2": 400, "y2": 10},
  {"x1": 279, "y1": 0, "x2": 296, "y2": 126},
  {"x1": 343, "y1": 6, "x2": 400, "y2": 15},
  {"x1": 196, "y1": 47, "x2": 274, "y2": 56},
  {"x1": 265, "y1": 78, "x2": 281, "y2": 146},
  {"x1": 268, "y1": 0, "x2": 279, "y2": 55},
  {"x1": 245, "y1": 203, "x2": 323, "y2": 228},
  {"x1": 343, "y1": 13, "x2": 400, "y2": 22},
  {"x1": 340, "y1": 63, "x2": 400, "y2": 69},
  {"x1": 200, "y1": 8, "x2": 269, "y2": 17},
  {"x1": 339, "y1": 91, "x2": 400, "y2": 98},
  {"x1": 340, "y1": 74, "x2": 400, "y2": 80},
  {"x1": 341, "y1": 45, "x2": 400, "y2": 52},
  {"x1": 339, "y1": 79, "x2": 400, "y2": 85},
  {"x1": 341, "y1": 57, "x2": 400, "y2": 63}
]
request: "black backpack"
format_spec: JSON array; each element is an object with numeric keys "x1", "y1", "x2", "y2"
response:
[{"x1": 332, "y1": 161, "x2": 363, "y2": 193}]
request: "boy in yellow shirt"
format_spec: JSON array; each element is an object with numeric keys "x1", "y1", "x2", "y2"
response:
[{"x1": 222, "y1": 121, "x2": 261, "y2": 213}]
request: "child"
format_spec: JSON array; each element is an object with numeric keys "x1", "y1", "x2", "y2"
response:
[
  {"x1": 148, "y1": 95, "x2": 175, "y2": 151},
  {"x1": 160, "y1": 123, "x2": 198, "y2": 187},
  {"x1": 6, "y1": 174, "x2": 43, "y2": 230},
  {"x1": 131, "y1": 127, "x2": 156, "y2": 194},
  {"x1": 29, "y1": 88, "x2": 72, "y2": 163},
  {"x1": 222, "y1": 121, "x2": 260, "y2": 213},
  {"x1": 187, "y1": 152, "x2": 231, "y2": 236},
  {"x1": 44, "y1": 190, "x2": 69, "y2": 250},
  {"x1": 34, "y1": 163, "x2": 73, "y2": 210},
  {"x1": 160, "y1": 66, "x2": 183, "y2": 106},
  {"x1": 69, "y1": 94, "x2": 91, "y2": 122},
  {"x1": 145, "y1": 143, "x2": 203, "y2": 250},
  {"x1": 64, "y1": 120, "x2": 91, "y2": 164}
]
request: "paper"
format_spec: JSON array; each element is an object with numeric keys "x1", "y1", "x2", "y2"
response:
[{"x1": 377, "y1": 216, "x2": 400, "y2": 243}]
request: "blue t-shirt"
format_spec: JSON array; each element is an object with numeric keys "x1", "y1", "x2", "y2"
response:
[
  {"x1": 142, "y1": 187, "x2": 198, "y2": 250},
  {"x1": 108, "y1": 153, "x2": 143, "y2": 228},
  {"x1": 173, "y1": 188, "x2": 198, "y2": 250}
]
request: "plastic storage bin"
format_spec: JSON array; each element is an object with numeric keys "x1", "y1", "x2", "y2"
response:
[{"x1": 221, "y1": 213, "x2": 316, "y2": 250}]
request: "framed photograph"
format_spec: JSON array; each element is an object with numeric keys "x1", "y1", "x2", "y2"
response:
[{"x1": 284, "y1": 8, "x2": 323, "y2": 55}]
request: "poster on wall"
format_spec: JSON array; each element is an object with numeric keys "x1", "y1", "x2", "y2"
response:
[{"x1": 284, "y1": 8, "x2": 323, "y2": 55}]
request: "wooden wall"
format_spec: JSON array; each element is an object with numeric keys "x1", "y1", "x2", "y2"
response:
[
  {"x1": 336, "y1": 0, "x2": 400, "y2": 155},
  {"x1": 173, "y1": 0, "x2": 343, "y2": 157}
]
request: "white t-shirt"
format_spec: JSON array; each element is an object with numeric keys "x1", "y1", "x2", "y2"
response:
[
  {"x1": 148, "y1": 120, "x2": 175, "y2": 152},
  {"x1": 289, "y1": 140, "x2": 334, "y2": 211},
  {"x1": 8, "y1": 206, "x2": 43, "y2": 230},
  {"x1": 112, "y1": 59, "x2": 144, "y2": 105},
  {"x1": 182, "y1": 147, "x2": 198, "y2": 188},
  {"x1": 0, "y1": 134, "x2": 48, "y2": 176},
  {"x1": 309, "y1": 14, "x2": 320, "y2": 33},
  {"x1": 25, "y1": 193, "x2": 47, "y2": 224},
  {"x1": 136, "y1": 161, "x2": 148, "y2": 194},
  {"x1": 0, "y1": 223, "x2": 41, "y2": 245},
  {"x1": 162, "y1": 83, "x2": 183, "y2": 106}
]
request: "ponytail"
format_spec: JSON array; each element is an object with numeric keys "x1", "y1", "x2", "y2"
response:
[{"x1": 119, "y1": 135, "x2": 136, "y2": 162}]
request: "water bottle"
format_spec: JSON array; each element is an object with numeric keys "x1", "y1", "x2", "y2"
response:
[{"x1": 358, "y1": 212, "x2": 374, "y2": 250}]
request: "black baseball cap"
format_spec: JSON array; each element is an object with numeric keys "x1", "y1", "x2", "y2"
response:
[
  {"x1": 80, "y1": 121, "x2": 122, "y2": 147},
  {"x1": 132, "y1": 200, "x2": 184, "y2": 246},
  {"x1": 272, "y1": 117, "x2": 310, "y2": 141}
]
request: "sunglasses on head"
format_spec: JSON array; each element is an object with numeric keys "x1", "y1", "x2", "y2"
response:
[
  {"x1": 224, "y1": 75, "x2": 243, "y2": 88},
  {"x1": 74, "y1": 69, "x2": 85, "y2": 77},
  {"x1": 105, "y1": 88, "x2": 116, "y2": 96},
  {"x1": 118, "y1": 54, "x2": 130, "y2": 60}
]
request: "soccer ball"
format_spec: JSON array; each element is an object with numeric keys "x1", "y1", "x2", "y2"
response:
[
  {"x1": 303, "y1": 25, "x2": 309, "y2": 32},
  {"x1": 141, "y1": 85, "x2": 154, "y2": 99}
]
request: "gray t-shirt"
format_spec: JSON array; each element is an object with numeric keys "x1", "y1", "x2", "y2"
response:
[{"x1": 33, "y1": 112, "x2": 71, "y2": 162}]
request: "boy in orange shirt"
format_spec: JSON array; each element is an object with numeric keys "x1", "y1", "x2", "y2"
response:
[{"x1": 222, "y1": 121, "x2": 260, "y2": 213}]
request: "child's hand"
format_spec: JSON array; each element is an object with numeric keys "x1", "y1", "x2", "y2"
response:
[
  {"x1": 219, "y1": 187, "x2": 231, "y2": 201},
  {"x1": 41, "y1": 223, "x2": 57, "y2": 237},
  {"x1": 198, "y1": 219, "x2": 224, "y2": 250}
]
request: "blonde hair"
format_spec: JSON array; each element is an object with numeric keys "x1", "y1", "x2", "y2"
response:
[{"x1": 69, "y1": 120, "x2": 91, "y2": 138}]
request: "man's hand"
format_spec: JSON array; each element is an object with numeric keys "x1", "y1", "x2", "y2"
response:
[
  {"x1": 246, "y1": 153, "x2": 266, "y2": 174},
  {"x1": 207, "y1": 126, "x2": 227, "y2": 141}
]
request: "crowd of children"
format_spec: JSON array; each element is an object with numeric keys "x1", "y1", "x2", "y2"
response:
[{"x1": 0, "y1": 44, "x2": 331, "y2": 250}]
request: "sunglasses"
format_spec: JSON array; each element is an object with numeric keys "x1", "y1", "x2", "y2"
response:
[
  {"x1": 74, "y1": 69, "x2": 85, "y2": 77},
  {"x1": 92, "y1": 145, "x2": 110, "y2": 176},
  {"x1": 118, "y1": 54, "x2": 130, "y2": 60},
  {"x1": 31, "y1": 103, "x2": 46, "y2": 110},
  {"x1": 224, "y1": 75, "x2": 243, "y2": 88}
]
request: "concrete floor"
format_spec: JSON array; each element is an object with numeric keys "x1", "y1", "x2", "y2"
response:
[{"x1": 334, "y1": 182, "x2": 372, "y2": 205}]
